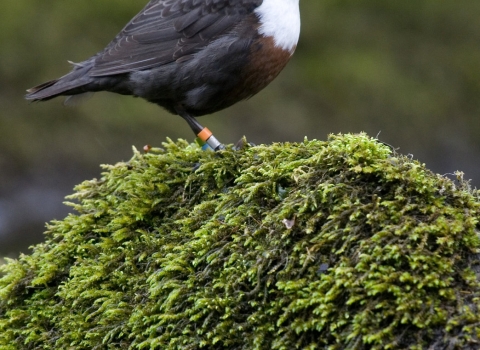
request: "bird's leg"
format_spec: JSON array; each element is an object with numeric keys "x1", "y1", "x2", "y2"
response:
[{"x1": 175, "y1": 105, "x2": 225, "y2": 151}]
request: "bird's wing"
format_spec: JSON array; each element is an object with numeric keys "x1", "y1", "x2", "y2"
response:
[{"x1": 90, "y1": 0, "x2": 263, "y2": 76}]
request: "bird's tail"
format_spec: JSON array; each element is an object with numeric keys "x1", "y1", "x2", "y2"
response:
[{"x1": 25, "y1": 61, "x2": 94, "y2": 102}]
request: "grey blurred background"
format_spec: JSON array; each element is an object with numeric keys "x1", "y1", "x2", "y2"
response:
[{"x1": 1, "y1": 0, "x2": 479, "y2": 257}]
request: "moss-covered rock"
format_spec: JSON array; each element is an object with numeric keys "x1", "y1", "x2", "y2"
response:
[{"x1": 1, "y1": 133, "x2": 480, "y2": 349}]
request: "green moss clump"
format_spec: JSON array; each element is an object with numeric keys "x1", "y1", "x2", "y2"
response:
[{"x1": 1, "y1": 133, "x2": 480, "y2": 349}]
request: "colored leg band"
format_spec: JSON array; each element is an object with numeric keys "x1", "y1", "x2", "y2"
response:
[
  {"x1": 205, "y1": 134, "x2": 224, "y2": 151},
  {"x1": 197, "y1": 127, "x2": 224, "y2": 151},
  {"x1": 197, "y1": 127, "x2": 213, "y2": 142}
]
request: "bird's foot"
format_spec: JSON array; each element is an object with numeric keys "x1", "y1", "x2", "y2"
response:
[{"x1": 234, "y1": 136, "x2": 255, "y2": 150}]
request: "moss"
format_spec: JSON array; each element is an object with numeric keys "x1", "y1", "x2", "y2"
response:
[{"x1": 1, "y1": 133, "x2": 480, "y2": 349}]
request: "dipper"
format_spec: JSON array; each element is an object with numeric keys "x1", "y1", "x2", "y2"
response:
[{"x1": 25, "y1": 0, "x2": 301, "y2": 151}]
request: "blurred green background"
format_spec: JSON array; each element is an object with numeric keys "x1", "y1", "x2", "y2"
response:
[{"x1": 1, "y1": 0, "x2": 479, "y2": 257}]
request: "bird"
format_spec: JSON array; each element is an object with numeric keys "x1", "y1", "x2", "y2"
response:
[{"x1": 25, "y1": 0, "x2": 301, "y2": 151}]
